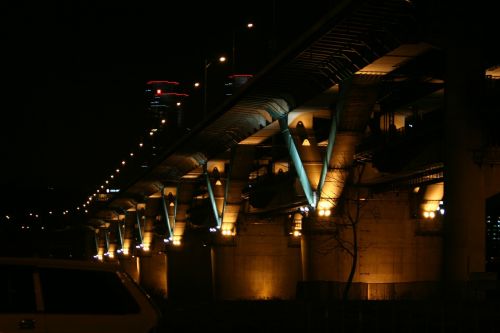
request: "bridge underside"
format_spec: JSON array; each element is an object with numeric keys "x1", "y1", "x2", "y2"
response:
[{"x1": 88, "y1": 0, "x2": 500, "y2": 300}]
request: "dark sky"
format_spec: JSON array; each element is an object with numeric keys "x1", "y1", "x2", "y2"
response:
[{"x1": 1, "y1": 1, "x2": 335, "y2": 217}]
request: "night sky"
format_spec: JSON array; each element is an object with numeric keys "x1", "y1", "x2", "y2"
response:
[{"x1": 1, "y1": 1, "x2": 335, "y2": 219}]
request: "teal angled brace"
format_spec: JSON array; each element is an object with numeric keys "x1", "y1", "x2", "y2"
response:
[
  {"x1": 173, "y1": 185, "x2": 178, "y2": 225},
  {"x1": 160, "y1": 190, "x2": 174, "y2": 239},
  {"x1": 278, "y1": 116, "x2": 316, "y2": 207},
  {"x1": 316, "y1": 112, "x2": 338, "y2": 204},
  {"x1": 117, "y1": 220, "x2": 124, "y2": 249},
  {"x1": 104, "y1": 231, "x2": 110, "y2": 254},
  {"x1": 221, "y1": 149, "x2": 234, "y2": 221},
  {"x1": 94, "y1": 232, "x2": 99, "y2": 255},
  {"x1": 135, "y1": 209, "x2": 143, "y2": 244},
  {"x1": 204, "y1": 164, "x2": 222, "y2": 228}
]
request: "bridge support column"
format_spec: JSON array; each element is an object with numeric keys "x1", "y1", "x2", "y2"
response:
[
  {"x1": 137, "y1": 196, "x2": 168, "y2": 297},
  {"x1": 120, "y1": 256, "x2": 140, "y2": 283},
  {"x1": 211, "y1": 216, "x2": 301, "y2": 300},
  {"x1": 139, "y1": 254, "x2": 168, "y2": 298},
  {"x1": 443, "y1": 8, "x2": 486, "y2": 296},
  {"x1": 167, "y1": 232, "x2": 213, "y2": 301},
  {"x1": 300, "y1": 216, "x2": 338, "y2": 281},
  {"x1": 119, "y1": 209, "x2": 141, "y2": 282}
]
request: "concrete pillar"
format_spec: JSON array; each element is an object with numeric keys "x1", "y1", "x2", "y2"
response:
[
  {"x1": 212, "y1": 216, "x2": 301, "y2": 300},
  {"x1": 300, "y1": 216, "x2": 338, "y2": 281},
  {"x1": 122, "y1": 210, "x2": 138, "y2": 256},
  {"x1": 167, "y1": 232, "x2": 213, "y2": 301},
  {"x1": 120, "y1": 257, "x2": 140, "y2": 283},
  {"x1": 139, "y1": 254, "x2": 168, "y2": 298},
  {"x1": 443, "y1": 5, "x2": 486, "y2": 290},
  {"x1": 292, "y1": 215, "x2": 341, "y2": 300},
  {"x1": 300, "y1": 235, "x2": 311, "y2": 281}
]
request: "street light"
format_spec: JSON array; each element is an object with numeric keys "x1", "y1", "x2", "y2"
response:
[
  {"x1": 203, "y1": 56, "x2": 227, "y2": 118},
  {"x1": 231, "y1": 22, "x2": 254, "y2": 74}
]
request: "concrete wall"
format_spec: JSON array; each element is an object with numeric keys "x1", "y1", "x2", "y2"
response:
[
  {"x1": 212, "y1": 216, "x2": 302, "y2": 300},
  {"x1": 355, "y1": 191, "x2": 442, "y2": 284},
  {"x1": 300, "y1": 190, "x2": 444, "y2": 300}
]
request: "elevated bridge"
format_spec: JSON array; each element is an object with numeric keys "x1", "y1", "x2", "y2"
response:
[{"x1": 88, "y1": 0, "x2": 500, "y2": 301}]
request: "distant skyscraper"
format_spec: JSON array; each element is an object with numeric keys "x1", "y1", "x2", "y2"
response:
[
  {"x1": 224, "y1": 74, "x2": 253, "y2": 96},
  {"x1": 145, "y1": 80, "x2": 189, "y2": 128}
]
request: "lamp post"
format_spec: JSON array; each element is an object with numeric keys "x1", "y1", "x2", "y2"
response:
[
  {"x1": 203, "y1": 56, "x2": 226, "y2": 118},
  {"x1": 231, "y1": 22, "x2": 254, "y2": 74}
]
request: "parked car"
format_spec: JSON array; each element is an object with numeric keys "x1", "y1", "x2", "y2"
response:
[{"x1": 0, "y1": 257, "x2": 161, "y2": 333}]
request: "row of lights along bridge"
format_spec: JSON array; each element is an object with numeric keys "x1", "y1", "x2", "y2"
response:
[
  {"x1": 75, "y1": 22, "x2": 260, "y2": 215},
  {"x1": 0, "y1": 21, "x2": 260, "y2": 221}
]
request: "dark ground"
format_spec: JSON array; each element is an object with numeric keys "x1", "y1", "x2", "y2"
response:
[{"x1": 152, "y1": 299, "x2": 500, "y2": 333}]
